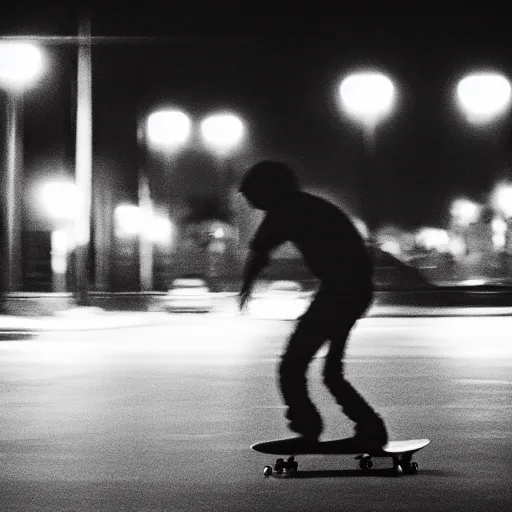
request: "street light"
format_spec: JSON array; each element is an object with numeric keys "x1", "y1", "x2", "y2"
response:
[
  {"x1": 338, "y1": 71, "x2": 396, "y2": 250},
  {"x1": 41, "y1": 181, "x2": 82, "y2": 221},
  {"x1": 39, "y1": 180, "x2": 81, "y2": 292},
  {"x1": 491, "y1": 217, "x2": 507, "y2": 250},
  {"x1": 450, "y1": 198, "x2": 481, "y2": 226},
  {"x1": 213, "y1": 227, "x2": 225, "y2": 239},
  {"x1": 450, "y1": 198, "x2": 481, "y2": 256},
  {"x1": 114, "y1": 204, "x2": 174, "y2": 290},
  {"x1": 147, "y1": 109, "x2": 191, "y2": 149},
  {"x1": 201, "y1": 112, "x2": 245, "y2": 269},
  {"x1": 115, "y1": 204, "x2": 173, "y2": 243},
  {"x1": 0, "y1": 42, "x2": 43, "y2": 293},
  {"x1": 138, "y1": 109, "x2": 191, "y2": 291},
  {"x1": 0, "y1": 43, "x2": 43, "y2": 89},
  {"x1": 416, "y1": 228, "x2": 450, "y2": 252},
  {"x1": 456, "y1": 72, "x2": 511, "y2": 124},
  {"x1": 200, "y1": 113, "x2": 245, "y2": 156},
  {"x1": 339, "y1": 72, "x2": 395, "y2": 130},
  {"x1": 493, "y1": 183, "x2": 512, "y2": 219},
  {"x1": 148, "y1": 214, "x2": 173, "y2": 245},
  {"x1": 455, "y1": 73, "x2": 511, "y2": 258},
  {"x1": 114, "y1": 204, "x2": 143, "y2": 238}
]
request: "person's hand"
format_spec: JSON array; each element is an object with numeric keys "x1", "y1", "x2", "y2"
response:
[{"x1": 238, "y1": 287, "x2": 251, "y2": 312}]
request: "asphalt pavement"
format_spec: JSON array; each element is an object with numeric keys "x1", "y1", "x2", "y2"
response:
[{"x1": 1, "y1": 315, "x2": 511, "y2": 511}]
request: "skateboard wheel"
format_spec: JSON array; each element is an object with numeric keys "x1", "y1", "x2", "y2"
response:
[
  {"x1": 359, "y1": 458, "x2": 373, "y2": 470},
  {"x1": 395, "y1": 465, "x2": 404, "y2": 476},
  {"x1": 263, "y1": 465, "x2": 273, "y2": 477}
]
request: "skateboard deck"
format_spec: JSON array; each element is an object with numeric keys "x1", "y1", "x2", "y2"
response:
[{"x1": 251, "y1": 437, "x2": 430, "y2": 477}]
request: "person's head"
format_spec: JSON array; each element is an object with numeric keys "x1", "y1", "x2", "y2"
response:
[{"x1": 239, "y1": 160, "x2": 299, "y2": 210}]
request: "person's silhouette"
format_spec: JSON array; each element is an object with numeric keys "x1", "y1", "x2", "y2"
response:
[{"x1": 238, "y1": 161, "x2": 388, "y2": 450}]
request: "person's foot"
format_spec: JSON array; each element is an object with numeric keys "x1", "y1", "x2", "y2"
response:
[
  {"x1": 290, "y1": 434, "x2": 321, "y2": 443},
  {"x1": 274, "y1": 435, "x2": 320, "y2": 453},
  {"x1": 351, "y1": 417, "x2": 388, "y2": 451},
  {"x1": 288, "y1": 415, "x2": 323, "y2": 442}
]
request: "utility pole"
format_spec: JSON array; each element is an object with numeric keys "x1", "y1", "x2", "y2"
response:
[{"x1": 74, "y1": 14, "x2": 93, "y2": 306}]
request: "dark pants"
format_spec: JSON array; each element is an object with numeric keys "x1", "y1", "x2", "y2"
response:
[{"x1": 279, "y1": 285, "x2": 380, "y2": 438}]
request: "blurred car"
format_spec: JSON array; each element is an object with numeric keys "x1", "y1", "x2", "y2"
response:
[
  {"x1": 163, "y1": 277, "x2": 213, "y2": 313},
  {"x1": 247, "y1": 280, "x2": 313, "y2": 320}
]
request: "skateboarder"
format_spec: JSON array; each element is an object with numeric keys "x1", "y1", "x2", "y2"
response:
[{"x1": 238, "y1": 160, "x2": 388, "y2": 451}]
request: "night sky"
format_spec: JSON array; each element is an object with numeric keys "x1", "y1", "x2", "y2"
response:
[{"x1": 1, "y1": 2, "x2": 511, "y2": 232}]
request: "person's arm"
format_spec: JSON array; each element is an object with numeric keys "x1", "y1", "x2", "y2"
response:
[
  {"x1": 239, "y1": 250, "x2": 270, "y2": 311},
  {"x1": 238, "y1": 211, "x2": 288, "y2": 310}
]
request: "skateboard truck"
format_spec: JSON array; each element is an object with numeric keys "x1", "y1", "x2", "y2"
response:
[
  {"x1": 263, "y1": 456, "x2": 298, "y2": 477},
  {"x1": 391, "y1": 454, "x2": 419, "y2": 475},
  {"x1": 354, "y1": 452, "x2": 419, "y2": 475}
]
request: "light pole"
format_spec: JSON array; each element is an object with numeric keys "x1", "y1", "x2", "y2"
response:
[
  {"x1": 74, "y1": 16, "x2": 93, "y2": 306},
  {"x1": 201, "y1": 113, "x2": 246, "y2": 203},
  {"x1": 200, "y1": 112, "x2": 245, "y2": 208},
  {"x1": 456, "y1": 72, "x2": 512, "y2": 191},
  {"x1": 339, "y1": 72, "x2": 395, "y2": 251},
  {"x1": 200, "y1": 112, "x2": 245, "y2": 212},
  {"x1": 0, "y1": 42, "x2": 43, "y2": 295},
  {"x1": 455, "y1": 72, "x2": 511, "y2": 262},
  {"x1": 200, "y1": 113, "x2": 245, "y2": 219},
  {"x1": 140, "y1": 109, "x2": 191, "y2": 291},
  {"x1": 200, "y1": 112, "x2": 245, "y2": 280}
]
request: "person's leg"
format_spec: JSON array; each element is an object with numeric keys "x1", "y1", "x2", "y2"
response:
[
  {"x1": 278, "y1": 292, "x2": 331, "y2": 439},
  {"x1": 322, "y1": 293, "x2": 388, "y2": 448}
]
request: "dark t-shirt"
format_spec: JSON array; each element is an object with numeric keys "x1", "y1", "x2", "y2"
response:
[{"x1": 250, "y1": 191, "x2": 373, "y2": 290}]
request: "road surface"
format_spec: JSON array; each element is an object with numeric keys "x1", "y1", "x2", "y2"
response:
[{"x1": 1, "y1": 313, "x2": 511, "y2": 511}]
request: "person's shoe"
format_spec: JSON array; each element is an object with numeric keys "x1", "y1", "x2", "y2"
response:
[
  {"x1": 351, "y1": 418, "x2": 388, "y2": 452},
  {"x1": 288, "y1": 417, "x2": 323, "y2": 442},
  {"x1": 292, "y1": 433, "x2": 321, "y2": 443},
  {"x1": 276, "y1": 435, "x2": 320, "y2": 454}
]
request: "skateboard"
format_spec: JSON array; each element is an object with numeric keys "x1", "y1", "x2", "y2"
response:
[{"x1": 251, "y1": 437, "x2": 430, "y2": 477}]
